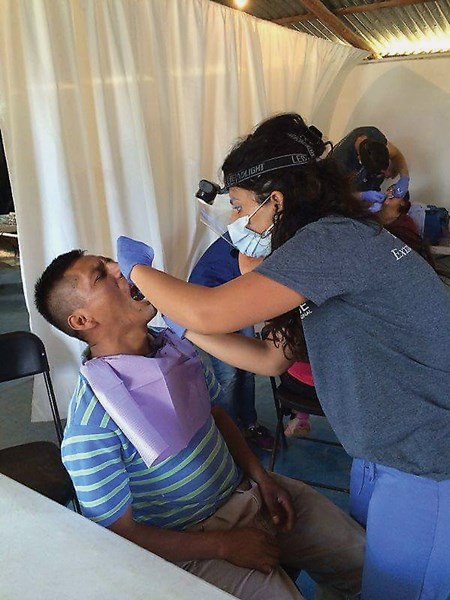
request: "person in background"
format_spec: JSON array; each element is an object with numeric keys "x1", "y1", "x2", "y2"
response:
[
  {"x1": 189, "y1": 233, "x2": 275, "y2": 450},
  {"x1": 117, "y1": 112, "x2": 450, "y2": 600},
  {"x1": 333, "y1": 126, "x2": 409, "y2": 213}
]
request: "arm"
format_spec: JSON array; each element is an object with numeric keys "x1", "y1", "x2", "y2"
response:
[
  {"x1": 132, "y1": 267, "x2": 304, "y2": 334},
  {"x1": 107, "y1": 412, "x2": 281, "y2": 572},
  {"x1": 186, "y1": 330, "x2": 294, "y2": 376},
  {"x1": 387, "y1": 141, "x2": 408, "y2": 177},
  {"x1": 212, "y1": 405, "x2": 268, "y2": 484},
  {"x1": 64, "y1": 419, "x2": 277, "y2": 571},
  {"x1": 108, "y1": 506, "x2": 229, "y2": 561},
  {"x1": 108, "y1": 505, "x2": 279, "y2": 572},
  {"x1": 212, "y1": 405, "x2": 295, "y2": 532}
]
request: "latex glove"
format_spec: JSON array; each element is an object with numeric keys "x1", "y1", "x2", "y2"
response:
[
  {"x1": 361, "y1": 190, "x2": 386, "y2": 204},
  {"x1": 116, "y1": 236, "x2": 154, "y2": 283},
  {"x1": 390, "y1": 175, "x2": 410, "y2": 198},
  {"x1": 368, "y1": 201, "x2": 384, "y2": 214},
  {"x1": 360, "y1": 190, "x2": 386, "y2": 213},
  {"x1": 162, "y1": 314, "x2": 186, "y2": 339}
]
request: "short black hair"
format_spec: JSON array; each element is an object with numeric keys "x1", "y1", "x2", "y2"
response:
[
  {"x1": 34, "y1": 250, "x2": 85, "y2": 339},
  {"x1": 359, "y1": 139, "x2": 389, "y2": 175}
]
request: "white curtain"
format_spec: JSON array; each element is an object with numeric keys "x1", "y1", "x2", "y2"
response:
[{"x1": 0, "y1": 0, "x2": 366, "y2": 420}]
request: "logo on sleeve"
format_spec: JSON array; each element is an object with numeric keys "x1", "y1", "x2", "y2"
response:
[
  {"x1": 299, "y1": 302, "x2": 313, "y2": 320},
  {"x1": 391, "y1": 243, "x2": 412, "y2": 261},
  {"x1": 387, "y1": 231, "x2": 412, "y2": 261}
]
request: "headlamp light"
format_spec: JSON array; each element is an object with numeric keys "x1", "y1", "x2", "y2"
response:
[{"x1": 195, "y1": 180, "x2": 226, "y2": 205}]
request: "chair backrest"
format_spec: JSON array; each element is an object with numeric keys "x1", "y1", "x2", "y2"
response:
[
  {"x1": 0, "y1": 331, "x2": 64, "y2": 444},
  {"x1": 0, "y1": 331, "x2": 49, "y2": 382}
]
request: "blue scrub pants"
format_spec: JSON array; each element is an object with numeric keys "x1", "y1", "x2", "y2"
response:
[{"x1": 350, "y1": 458, "x2": 450, "y2": 600}]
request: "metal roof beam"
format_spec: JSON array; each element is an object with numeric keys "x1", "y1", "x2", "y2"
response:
[{"x1": 273, "y1": 0, "x2": 436, "y2": 25}]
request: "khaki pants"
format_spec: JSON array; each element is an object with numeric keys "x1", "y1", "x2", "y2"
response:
[{"x1": 176, "y1": 473, "x2": 365, "y2": 600}]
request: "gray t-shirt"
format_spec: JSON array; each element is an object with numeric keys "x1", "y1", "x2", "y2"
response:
[{"x1": 257, "y1": 216, "x2": 450, "y2": 479}]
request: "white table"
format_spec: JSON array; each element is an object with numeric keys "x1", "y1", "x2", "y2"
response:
[{"x1": 0, "y1": 474, "x2": 236, "y2": 600}]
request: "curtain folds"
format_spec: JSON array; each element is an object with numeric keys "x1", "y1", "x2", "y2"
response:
[{"x1": 0, "y1": 0, "x2": 365, "y2": 419}]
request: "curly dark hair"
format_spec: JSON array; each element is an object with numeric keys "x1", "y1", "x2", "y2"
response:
[{"x1": 222, "y1": 113, "x2": 377, "y2": 360}]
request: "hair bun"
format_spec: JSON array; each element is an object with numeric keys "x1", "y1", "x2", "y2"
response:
[{"x1": 286, "y1": 125, "x2": 325, "y2": 159}]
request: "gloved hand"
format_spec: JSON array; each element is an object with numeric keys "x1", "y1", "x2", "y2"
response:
[
  {"x1": 361, "y1": 190, "x2": 386, "y2": 204},
  {"x1": 391, "y1": 175, "x2": 410, "y2": 198},
  {"x1": 367, "y1": 202, "x2": 384, "y2": 214},
  {"x1": 116, "y1": 236, "x2": 154, "y2": 283},
  {"x1": 162, "y1": 314, "x2": 186, "y2": 339},
  {"x1": 360, "y1": 190, "x2": 386, "y2": 213}
]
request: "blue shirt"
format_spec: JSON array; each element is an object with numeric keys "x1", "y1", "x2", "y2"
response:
[
  {"x1": 189, "y1": 235, "x2": 240, "y2": 287},
  {"x1": 62, "y1": 346, "x2": 241, "y2": 528},
  {"x1": 189, "y1": 236, "x2": 254, "y2": 340}
]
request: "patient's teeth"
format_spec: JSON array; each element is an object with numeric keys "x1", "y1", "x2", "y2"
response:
[{"x1": 129, "y1": 283, "x2": 144, "y2": 301}]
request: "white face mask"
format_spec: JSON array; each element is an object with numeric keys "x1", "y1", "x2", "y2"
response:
[{"x1": 226, "y1": 195, "x2": 273, "y2": 258}]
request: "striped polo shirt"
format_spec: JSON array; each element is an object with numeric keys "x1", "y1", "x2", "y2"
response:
[{"x1": 62, "y1": 354, "x2": 241, "y2": 529}]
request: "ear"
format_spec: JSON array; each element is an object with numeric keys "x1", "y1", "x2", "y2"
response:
[
  {"x1": 271, "y1": 191, "x2": 284, "y2": 213},
  {"x1": 67, "y1": 310, "x2": 97, "y2": 334},
  {"x1": 355, "y1": 134, "x2": 368, "y2": 152}
]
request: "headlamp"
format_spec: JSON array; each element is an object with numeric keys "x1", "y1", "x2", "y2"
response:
[
  {"x1": 195, "y1": 180, "x2": 226, "y2": 205},
  {"x1": 195, "y1": 124, "x2": 327, "y2": 205}
]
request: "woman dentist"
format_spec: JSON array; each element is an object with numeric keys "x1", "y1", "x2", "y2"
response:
[{"x1": 117, "y1": 113, "x2": 450, "y2": 600}]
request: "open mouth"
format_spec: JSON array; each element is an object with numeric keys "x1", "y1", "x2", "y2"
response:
[{"x1": 129, "y1": 283, "x2": 145, "y2": 301}]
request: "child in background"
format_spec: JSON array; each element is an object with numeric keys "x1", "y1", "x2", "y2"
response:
[{"x1": 280, "y1": 362, "x2": 315, "y2": 437}]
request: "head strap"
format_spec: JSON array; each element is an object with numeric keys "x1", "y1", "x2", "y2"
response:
[
  {"x1": 224, "y1": 153, "x2": 314, "y2": 189},
  {"x1": 224, "y1": 126, "x2": 325, "y2": 189}
]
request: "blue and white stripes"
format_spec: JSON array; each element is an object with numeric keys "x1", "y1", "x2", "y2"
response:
[{"x1": 62, "y1": 361, "x2": 240, "y2": 529}]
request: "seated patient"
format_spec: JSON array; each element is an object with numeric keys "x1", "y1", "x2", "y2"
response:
[
  {"x1": 377, "y1": 192, "x2": 416, "y2": 230},
  {"x1": 34, "y1": 250, "x2": 364, "y2": 600}
]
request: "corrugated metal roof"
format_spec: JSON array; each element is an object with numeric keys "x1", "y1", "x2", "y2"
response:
[{"x1": 211, "y1": 0, "x2": 450, "y2": 57}]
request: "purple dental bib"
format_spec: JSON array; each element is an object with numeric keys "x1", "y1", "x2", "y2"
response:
[{"x1": 81, "y1": 330, "x2": 211, "y2": 467}]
